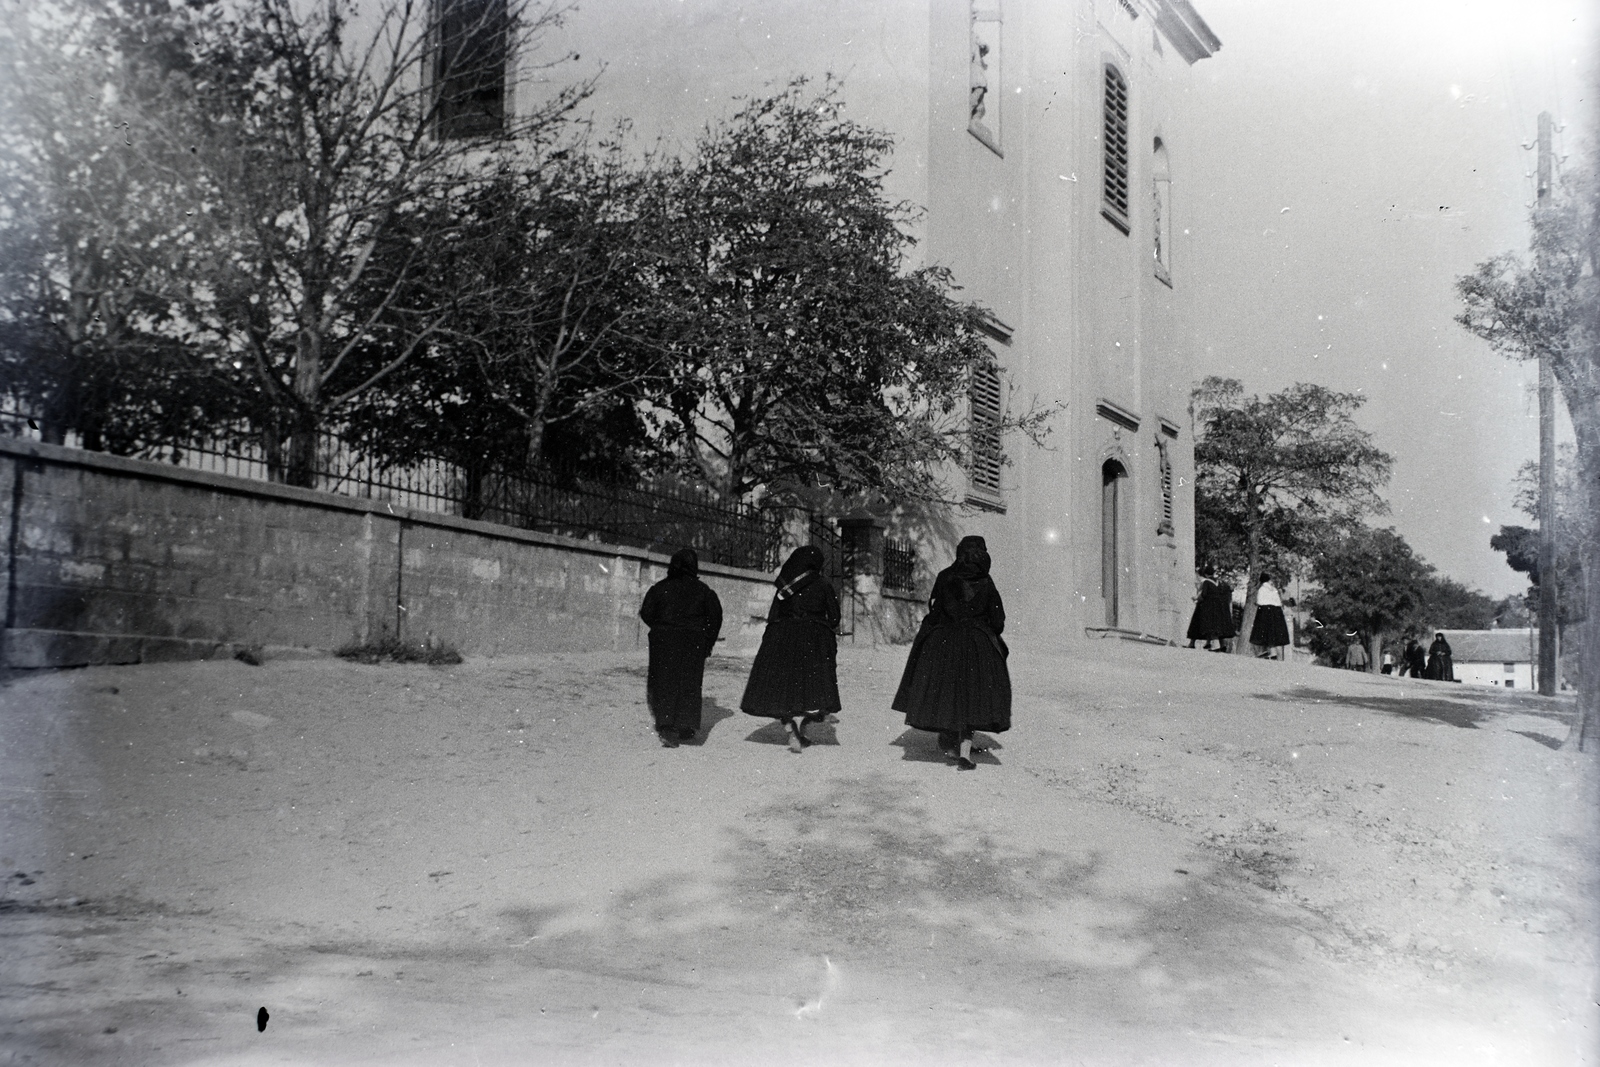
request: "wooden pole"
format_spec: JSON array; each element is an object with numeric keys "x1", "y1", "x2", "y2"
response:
[{"x1": 1535, "y1": 112, "x2": 1558, "y2": 696}]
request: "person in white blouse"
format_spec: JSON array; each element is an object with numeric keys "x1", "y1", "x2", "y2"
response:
[{"x1": 1250, "y1": 576, "x2": 1291, "y2": 659}]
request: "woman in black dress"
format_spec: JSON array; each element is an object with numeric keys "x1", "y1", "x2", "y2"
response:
[
  {"x1": 1425, "y1": 632, "x2": 1455, "y2": 681},
  {"x1": 740, "y1": 546, "x2": 842, "y2": 753},
  {"x1": 892, "y1": 535, "x2": 1011, "y2": 770},
  {"x1": 1186, "y1": 571, "x2": 1235, "y2": 651},
  {"x1": 639, "y1": 548, "x2": 723, "y2": 747}
]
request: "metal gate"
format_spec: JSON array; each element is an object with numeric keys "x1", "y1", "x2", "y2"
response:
[{"x1": 807, "y1": 513, "x2": 855, "y2": 637}]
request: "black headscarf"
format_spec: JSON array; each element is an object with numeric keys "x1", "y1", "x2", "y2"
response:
[
  {"x1": 667, "y1": 547, "x2": 699, "y2": 580},
  {"x1": 774, "y1": 545, "x2": 825, "y2": 597},
  {"x1": 951, "y1": 535, "x2": 991, "y2": 581}
]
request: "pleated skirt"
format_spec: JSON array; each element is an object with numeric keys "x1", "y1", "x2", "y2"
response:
[
  {"x1": 740, "y1": 619, "x2": 841, "y2": 716},
  {"x1": 1249, "y1": 605, "x2": 1291, "y2": 648},
  {"x1": 892, "y1": 623, "x2": 1011, "y2": 734}
]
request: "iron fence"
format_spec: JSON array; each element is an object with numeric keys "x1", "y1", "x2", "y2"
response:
[{"x1": 0, "y1": 406, "x2": 783, "y2": 571}]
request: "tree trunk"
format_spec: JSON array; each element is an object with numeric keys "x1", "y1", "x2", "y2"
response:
[
  {"x1": 286, "y1": 415, "x2": 318, "y2": 489},
  {"x1": 1368, "y1": 631, "x2": 1383, "y2": 675},
  {"x1": 1233, "y1": 528, "x2": 1262, "y2": 657},
  {"x1": 1562, "y1": 404, "x2": 1599, "y2": 751}
]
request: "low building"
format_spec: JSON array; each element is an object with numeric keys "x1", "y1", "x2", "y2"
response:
[{"x1": 1438, "y1": 629, "x2": 1539, "y2": 690}]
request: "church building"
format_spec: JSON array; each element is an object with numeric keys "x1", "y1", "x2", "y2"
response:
[{"x1": 518, "y1": 0, "x2": 1223, "y2": 649}]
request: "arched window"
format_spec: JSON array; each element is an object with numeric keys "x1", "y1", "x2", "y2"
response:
[
  {"x1": 1101, "y1": 459, "x2": 1128, "y2": 626},
  {"x1": 1152, "y1": 137, "x2": 1172, "y2": 284},
  {"x1": 1101, "y1": 64, "x2": 1130, "y2": 232}
]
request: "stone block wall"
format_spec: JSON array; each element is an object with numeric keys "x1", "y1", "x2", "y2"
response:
[{"x1": 0, "y1": 440, "x2": 776, "y2": 668}]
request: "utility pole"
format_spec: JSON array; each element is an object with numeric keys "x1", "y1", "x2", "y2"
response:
[{"x1": 1535, "y1": 111, "x2": 1558, "y2": 696}]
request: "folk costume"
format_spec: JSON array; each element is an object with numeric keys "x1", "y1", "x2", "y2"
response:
[
  {"x1": 1425, "y1": 633, "x2": 1456, "y2": 682},
  {"x1": 740, "y1": 546, "x2": 842, "y2": 752},
  {"x1": 1403, "y1": 639, "x2": 1427, "y2": 678},
  {"x1": 1249, "y1": 579, "x2": 1291, "y2": 657},
  {"x1": 639, "y1": 548, "x2": 723, "y2": 747},
  {"x1": 1186, "y1": 576, "x2": 1236, "y2": 649},
  {"x1": 892, "y1": 535, "x2": 1011, "y2": 770}
]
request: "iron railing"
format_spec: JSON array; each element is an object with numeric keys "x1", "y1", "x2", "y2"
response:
[{"x1": 0, "y1": 407, "x2": 783, "y2": 571}]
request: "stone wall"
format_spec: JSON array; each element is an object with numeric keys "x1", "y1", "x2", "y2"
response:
[{"x1": 0, "y1": 439, "x2": 778, "y2": 668}]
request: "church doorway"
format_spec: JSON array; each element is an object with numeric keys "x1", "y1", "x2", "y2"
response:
[{"x1": 1101, "y1": 459, "x2": 1127, "y2": 627}]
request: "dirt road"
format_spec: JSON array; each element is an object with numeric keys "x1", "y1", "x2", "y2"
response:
[{"x1": 1, "y1": 640, "x2": 1595, "y2": 1065}]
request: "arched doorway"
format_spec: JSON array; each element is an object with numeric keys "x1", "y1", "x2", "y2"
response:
[{"x1": 1101, "y1": 459, "x2": 1128, "y2": 627}]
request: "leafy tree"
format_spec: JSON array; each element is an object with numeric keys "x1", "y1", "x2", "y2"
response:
[
  {"x1": 643, "y1": 78, "x2": 1051, "y2": 504},
  {"x1": 1303, "y1": 526, "x2": 1430, "y2": 673},
  {"x1": 1458, "y1": 155, "x2": 1599, "y2": 746},
  {"x1": 1305, "y1": 525, "x2": 1497, "y2": 672},
  {"x1": 1490, "y1": 446, "x2": 1586, "y2": 628},
  {"x1": 341, "y1": 143, "x2": 667, "y2": 499},
  {"x1": 0, "y1": 1, "x2": 233, "y2": 451},
  {"x1": 1415, "y1": 573, "x2": 1497, "y2": 632},
  {"x1": 1191, "y1": 376, "x2": 1393, "y2": 654},
  {"x1": 1493, "y1": 594, "x2": 1532, "y2": 629},
  {"x1": 175, "y1": 0, "x2": 588, "y2": 484}
]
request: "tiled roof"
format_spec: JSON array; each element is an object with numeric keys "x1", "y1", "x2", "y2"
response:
[{"x1": 1437, "y1": 629, "x2": 1538, "y2": 664}]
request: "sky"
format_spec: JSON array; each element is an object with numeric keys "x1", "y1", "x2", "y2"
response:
[{"x1": 1178, "y1": 0, "x2": 1596, "y2": 599}]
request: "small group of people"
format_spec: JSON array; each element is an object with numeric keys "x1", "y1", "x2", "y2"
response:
[
  {"x1": 638, "y1": 536, "x2": 1011, "y2": 770},
  {"x1": 1396, "y1": 633, "x2": 1455, "y2": 681},
  {"x1": 1184, "y1": 571, "x2": 1292, "y2": 660}
]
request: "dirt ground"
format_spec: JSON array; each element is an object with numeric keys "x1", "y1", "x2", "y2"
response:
[{"x1": 0, "y1": 637, "x2": 1596, "y2": 1066}]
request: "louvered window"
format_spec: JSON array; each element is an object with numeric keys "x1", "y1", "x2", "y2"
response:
[
  {"x1": 968, "y1": 360, "x2": 1003, "y2": 499},
  {"x1": 1156, "y1": 436, "x2": 1175, "y2": 538},
  {"x1": 434, "y1": 0, "x2": 509, "y2": 140},
  {"x1": 1102, "y1": 65, "x2": 1130, "y2": 232}
]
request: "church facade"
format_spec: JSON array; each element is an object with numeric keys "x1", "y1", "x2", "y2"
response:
[{"x1": 533, "y1": 0, "x2": 1222, "y2": 649}]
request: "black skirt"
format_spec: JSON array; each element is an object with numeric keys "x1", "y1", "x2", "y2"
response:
[
  {"x1": 740, "y1": 618, "x2": 841, "y2": 716},
  {"x1": 647, "y1": 630, "x2": 707, "y2": 732},
  {"x1": 892, "y1": 620, "x2": 1011, "y2": 734},
  {"x1": 1187, "y1": 589, "x2": 1236, "y2": 641},
  {"x1": 1249, "y1": 605, "x2": 1291, "y2": 648}
]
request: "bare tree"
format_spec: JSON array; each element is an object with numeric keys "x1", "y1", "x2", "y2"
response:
[{"x1": 180, "y1": 0, "x2": 589, "y2": 484}]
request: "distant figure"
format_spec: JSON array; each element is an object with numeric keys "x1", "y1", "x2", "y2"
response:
[
  {"x1": 1403, "y1": 638, "x2": 1427, "y2": 678},
  {"x1": 639, "y1": 548, "x2": 723, "y2": 748},
  {"x1": 1380, "y1": 651, "x2": 1395, "y2": 675},
  {"x1": 1249, "y1": 576, "x2": 1291, "y2": 659},
  {"x1": 1186, "y1": 572, "x2": 1236, "y2": 651},
  {"x1": 741, "y1": 546, "x2": 842, "y2": 753},
  {"x1": 892, "y1": 535, "x2": 1012, "y2": 771},
  {"x1": 1345, "y1": 637, "x2": 1368, "y2": 672},
  {"x1": 1425, "y1": 632, "x2": 1456, "y2": 682}
]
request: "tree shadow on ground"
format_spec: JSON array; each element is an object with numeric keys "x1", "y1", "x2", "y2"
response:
[
  {"x1": 1254, "y1": 686, "x2": 1492, "y2": 728},
  {"x1": 1254, "y1": 685, "x2": 1575, "y2": 731}
]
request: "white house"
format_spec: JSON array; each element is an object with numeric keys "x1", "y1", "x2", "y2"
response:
[{"x1": 1438, "y1": 629, "x2": 1539, "y2": 690}]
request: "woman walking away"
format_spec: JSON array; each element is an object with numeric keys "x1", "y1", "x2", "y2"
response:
[
  {"x1": 892, "y1": 535, "x2": 1011, "y2": 771},
  {"x1": 1249, "y1": 575, "x2": 1291, "y2": 660},
  {"x1": 741, "y1": 546, "x2": 842, "y2": 753},
  {"x1": 1425, "y1": 631, "x2": 1456, "y2": 681},
  {"x1": 1186, "y1": 570, "x2": 1236, "y2": 651},
  {"x1": 639, "y1": 548, "x2": 723, "y2": 748}
]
